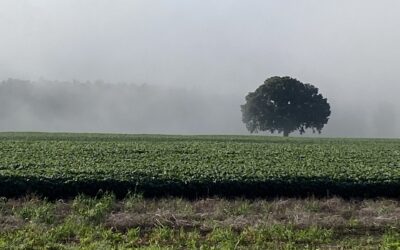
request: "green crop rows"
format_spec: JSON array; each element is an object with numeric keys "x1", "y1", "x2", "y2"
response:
[{"x1": 0, "y1": 132, "x2": 400, "y2": 198}]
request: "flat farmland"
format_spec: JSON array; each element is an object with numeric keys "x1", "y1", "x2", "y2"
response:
[
  {"x1": 0, "y1": 133, "x2": 400, "y2": 198},
  {"x1": 2, "y1": 133, "x2": 400, "y2": 249}
]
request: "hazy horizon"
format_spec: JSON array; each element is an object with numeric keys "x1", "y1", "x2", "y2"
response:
[{"x1": 1, "y1": 1, "x2": 399, "y2": 138}]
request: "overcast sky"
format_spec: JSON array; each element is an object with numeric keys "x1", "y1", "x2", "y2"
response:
[{"x1": 0, "y1": 1, "x2": 399, "y2": 137}]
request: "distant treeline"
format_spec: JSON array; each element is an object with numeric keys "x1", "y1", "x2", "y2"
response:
[{"x1": 0, "y1": 78, "x2": 243, "y2": 134}]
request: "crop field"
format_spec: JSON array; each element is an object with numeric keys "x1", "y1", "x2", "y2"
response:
[{"x1": 0, "y1": 132, "x2": 400, "y2": 198}]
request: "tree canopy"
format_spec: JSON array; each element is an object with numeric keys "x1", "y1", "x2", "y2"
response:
[{"x1": 241, "y1": 76, "x2": 331, "y2": 136}]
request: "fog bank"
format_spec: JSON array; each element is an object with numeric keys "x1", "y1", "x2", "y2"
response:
[
  {"x1": 0, "y1": 78, "x2": 398, "y2": 138},
  {"x1": 0, "y1": 79, "x2": 243, "y2": 134}
]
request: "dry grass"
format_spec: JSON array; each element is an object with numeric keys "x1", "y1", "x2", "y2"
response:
[
  {"x1": 105, "y1": 196, "x2": 400, "y2": 239},
  {"x1": 3, "y1": 195, "x2": 400, "y2": 248},
  {"x1": 2, "y1": 196, "x2": 400, "y2": 237}
]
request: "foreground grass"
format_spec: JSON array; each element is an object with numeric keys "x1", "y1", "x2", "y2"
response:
[{"x1": 1, "y1": 194, "x2": 400, "y2": 249}]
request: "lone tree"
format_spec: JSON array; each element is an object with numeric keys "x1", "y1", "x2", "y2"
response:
[{"x1": 241, "y1": 76, "x2": 331, "y2": 137}]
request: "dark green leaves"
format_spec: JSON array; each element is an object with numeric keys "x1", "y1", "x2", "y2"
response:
[
  {"x1": 0, "y1": 133, "x2": 399, "y2": 198},
  {"x1": 241, "y1": 76, "x2": 331, "y2": 136}
]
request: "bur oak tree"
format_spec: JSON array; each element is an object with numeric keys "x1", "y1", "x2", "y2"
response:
[{"x1": 241, "y1": 76, "x2": 331, "y2": 137}]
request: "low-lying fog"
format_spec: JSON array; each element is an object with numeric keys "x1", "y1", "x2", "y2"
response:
[{"x1": 0, "y1": 78, "x2": 398, "y2": 138}]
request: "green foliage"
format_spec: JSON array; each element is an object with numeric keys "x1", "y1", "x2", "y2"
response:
[
  {"x1": 0, "y1": 223, "x2": 338, "y2": 249},
  {"x1": 382, "y1": 231, "x2": 400, "y2": 249},
  {"x1": 241, "y1": 76, "x2": 331, "y2": 136},
  {"x1": 207, "y1": 227, "x2": 239, "y2": 249},
  {"x1": 14, "y1": 199, "x2": 56, "y2": 224},
  {"x1": 124, "y1": 191, "x2": 144, "y2": 211},
  {"x1": 72, "y1": 193, "x2": 115, "y2": 224},
  {"x1": 0, "y1": 133, "x2": 400, "y2": 198}
]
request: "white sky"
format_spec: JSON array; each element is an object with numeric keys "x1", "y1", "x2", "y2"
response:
[{"x1": 0, "y1": 1, "x2": 399, "y2": 136}]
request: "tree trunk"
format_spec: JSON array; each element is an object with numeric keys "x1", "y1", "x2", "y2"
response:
[{"x1": 283, "y1": 130, "x2": 290, "y2": 137}]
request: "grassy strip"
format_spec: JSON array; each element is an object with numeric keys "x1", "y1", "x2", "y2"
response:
[{"x1": 2, "y1": 195, "x2": 400, "y2": 249}]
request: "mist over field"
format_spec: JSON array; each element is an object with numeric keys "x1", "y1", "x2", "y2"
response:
[
  {"x1": 0, "y1": 1, "x2": 399, "y2": 137},
  {"x1": 0, "y1": 79, "x2": 242, "y2": 134},
  {"x1": 0, "y1": 78, "x2": 397, "y2": 137}
]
